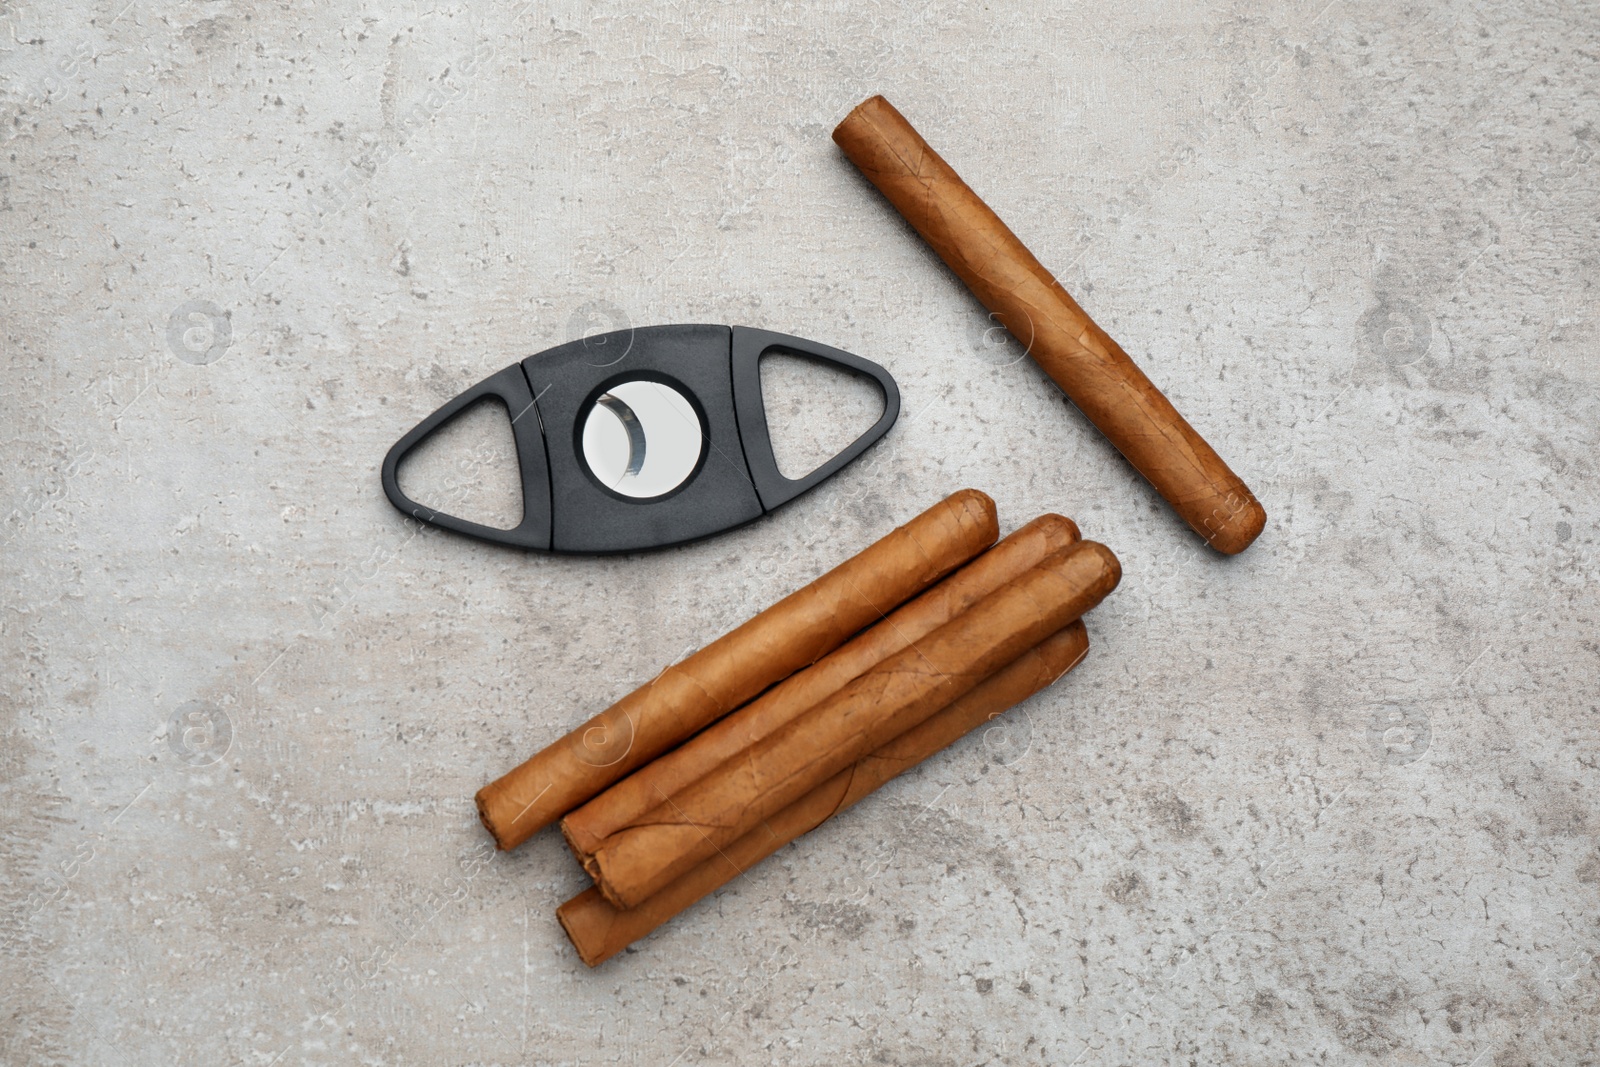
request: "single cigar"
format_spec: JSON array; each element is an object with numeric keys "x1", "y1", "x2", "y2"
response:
[
  {"x1": 474, "y1": 489, "x2": 998, "y2": 850},
  {"x1": 588, "y1": 539, "x2": 1120, "y2": 908},
  {"x1": 832, "y1": 95, "x2": 1266, "y2": 555},
  {"x1": 560, "y1": 513, "x2": 1081, "y2": 862},
  {"x1": 558, "y1": 621, "x2": 1090, "y2": 966}
]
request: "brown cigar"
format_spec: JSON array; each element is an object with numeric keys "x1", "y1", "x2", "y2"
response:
[
  {"x1": 474, "y1": 489, "x2": 998, "y2": 850},
  {"x1": 560, "y1": 513, "x2": 1081, "y2": 862},
  {"x1": 587, "y1": 539, "x2": 1120, "y2": 908},
  {"x1": 557, "y1": 621, "x2": 1090, "y2": 966},
  {"x1": 832, "y1": 95, "x2": 1266, "y2": 555}
]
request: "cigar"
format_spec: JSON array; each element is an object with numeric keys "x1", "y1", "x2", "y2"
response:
[
  {"x1": 832, "y1": 95, "x2": 1266, "y2": 555},
  {"x1": 587, "y1": 539, "x2": 1120, "y2": 908},
  {"x1": 475, "y1": 489, "x2": 998, "y2": 850},
  {"x1": 560, "y1": 513, "x2": 1081, "y2": 862},
  {"x1": 557, "y1": 621, "x2": 1090, "y2": 966}
]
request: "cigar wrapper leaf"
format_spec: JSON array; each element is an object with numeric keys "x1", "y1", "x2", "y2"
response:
[
  {"x1": 589, "y1": 538, "x2": 1121, "y2": 909},
  {"x1": 476, "y1": 489, "x2": 999, "y2": 850},
  {"x1": 557, "y1": 620, "x2": 1091, "y2": 966},
  {"x1": 561, "y1": 513, "x2": 1081, "y2": 862},
  {"x1": 832, "y1": 95, "x2": 1265, "y2": 555}
]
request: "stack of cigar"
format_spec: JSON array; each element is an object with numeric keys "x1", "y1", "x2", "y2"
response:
[{"x1": 475, "y1": 489, "x2": 1121, "y2": 965}]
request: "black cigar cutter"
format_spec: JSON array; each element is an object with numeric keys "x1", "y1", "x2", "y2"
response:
[{"x1": 381, "y1": 325, "x2": 900, "y2": 553}]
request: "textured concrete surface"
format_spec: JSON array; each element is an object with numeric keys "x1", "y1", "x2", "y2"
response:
[{"x1": 3, "y1": 1, "x2": 1598, "y2": 1064}]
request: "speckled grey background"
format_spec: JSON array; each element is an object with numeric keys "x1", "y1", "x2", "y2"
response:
[{"x1": 3, "y1": 2, "x2": 1597, "y2": 1064}]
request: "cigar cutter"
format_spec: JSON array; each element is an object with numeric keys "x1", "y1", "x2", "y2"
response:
[{"x1": 382, "y1": 325, "x2": 900, "y2": 553}]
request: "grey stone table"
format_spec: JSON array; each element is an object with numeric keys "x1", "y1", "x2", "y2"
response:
[{"x1": 3, "y1": 2, "x2": 1595, "y2": 1064}]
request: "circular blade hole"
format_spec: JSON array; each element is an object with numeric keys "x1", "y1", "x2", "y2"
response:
[{"x1": 580, "y1": 379, "x2": 705, "y2": 499}]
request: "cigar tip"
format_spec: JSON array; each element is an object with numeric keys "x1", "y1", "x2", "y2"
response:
[
  {"x1": 1046, "y1": 618, "x2": 1092, "y2": 676},
  {"x1": 558, "y1": 816, "x2": 595, "y2": 868},
  {"x1": 1030, "y1": 513, "x2": 1081, "y2": 548},
  {"x1": 947, "y1": 487, "x2": 997, "y2": 526},
  {"x1": 473, "y1": 786, "x2": 510, "y2": 851},
  {"x1": 833, "y1": 93, "x2": 897, "y2": 141},
  {"x1": 589, "y1": 851, "x2": 635, "y2": 910},
  {"x1": 924, "y1": 488, "x2": 998, "y2": 550},
  {"x1": 555, "y1": 894, "x2": 608, "y2": 968},
  {"x1": 1205, "y1": 498, "x2": 1267, "y2": 555},
  {"x1": 1078, "y1": 539, "x2": 1123, "y2": 591}
]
